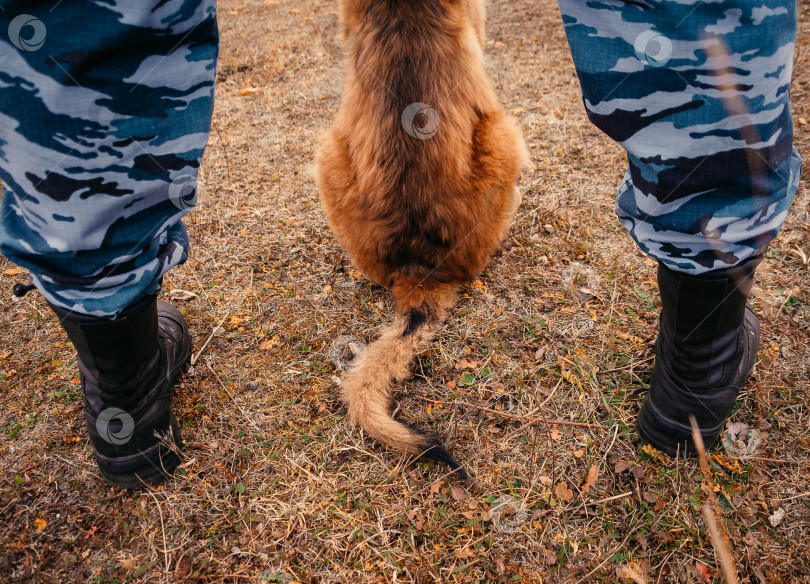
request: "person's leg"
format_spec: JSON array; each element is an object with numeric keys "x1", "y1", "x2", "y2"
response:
[
  {"x1": 558, "y1": 0, "x2": 802, "y2": 454},
  {"x1": 0, "y1": 0, "x2": 218, "y2": 486}
]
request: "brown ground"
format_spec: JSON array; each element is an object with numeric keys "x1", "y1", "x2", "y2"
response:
[{"x1": 1, "y1": 1, "x2": 809, "y2": 582}]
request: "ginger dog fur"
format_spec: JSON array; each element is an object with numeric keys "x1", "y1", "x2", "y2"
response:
[{"x1": 316, "y1": 0, "x2": 528, "y2": 476}]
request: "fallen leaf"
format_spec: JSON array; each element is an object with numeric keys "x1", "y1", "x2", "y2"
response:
[
  {"x1": 695, "y1": 560, "x2": 711, "y2": 580},
  {"x1": 119, "y1": 558, "x2": 136, "y2": 571},
  {"x1": 3, "y1": 267, "x2": 24, "y2": 276},
  {"x1": 554, "y1": 482, "x2": 573, "y2": 501},
  {"x1": 430, "y1": 480, "x2": 444, "y2": 496},
  {"x1": 407, "y1": 509, "x2": 425, "y2": 530},
  {"x1": 653, "y1": 494, "x2": 667, "y2": 511},
  {"x1": 446, "y1": 380, "x2": 457, "y2": 390},
  {"x1": 453, "y1": 547, "x2": 476, "y2": 560},
  {"x1": 577, "y1": 287, "x2": 601, "y2": 301},
  {"x1": 83, "y1": 525, "x2": 100, "y2": 539},
  {"x1": 616, "y1": 565, "x2": 645, "y2": 581},
  {"x1": 33, "y1": 518, "x2": 46, "y2": 531},
  {"x1": 581, "y1": 465, "x2": 599, "y2": 495},
  {"x1": 573, "y1": 448, "x2": 585, "y2": 459},
  {"x1": 742, "y1": 531, "x2": 757, "y2": 547},
  {"x1": 451, "y1": 486, "x2": 467, "y2": 502},
  {"x1": 548, "y1": 429, "x2": 562, "y2": 442},
  {"x1": 614, "y1": 461, "x2": 630, "y2": 474},
  {"x1": 643, "y1": 490, "x2": 659, "y2": 504},
  {"x1": 175, "y1": 555, "x2": 191, "y2": 578},
  {"x1": 456, "y1": 359, "x2": 477, "y2": 370},
  {"x1": 238, "y1": 87, "x2": 263, "y2": 95}
]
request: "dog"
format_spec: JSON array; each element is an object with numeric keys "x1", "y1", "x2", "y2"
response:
[{"x1": 316, "y1": 0, "x2": 528, "y2": 478}]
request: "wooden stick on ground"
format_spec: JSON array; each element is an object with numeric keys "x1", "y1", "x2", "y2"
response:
[{"x1": 689, "y1": 415, "x2": 739, "y2": 584}]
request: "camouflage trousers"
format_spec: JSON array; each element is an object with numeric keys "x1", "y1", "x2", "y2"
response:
[
  {"x1": 0, "y1": 1, "x2": 218, "y2": 317},
  {"x1": 559, "y1": 0, "x2": 802, "y2": 274},
  {"x1": 1, "y1": 1, "x2": 801, "y2": 320}
]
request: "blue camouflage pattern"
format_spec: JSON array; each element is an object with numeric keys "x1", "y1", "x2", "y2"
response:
[
  {"x1": 0, "y1": 0, "x2": 218, "y2": 317},
  {"x1": 559, "y1": 0, "x2": 802, "y2": 273}
]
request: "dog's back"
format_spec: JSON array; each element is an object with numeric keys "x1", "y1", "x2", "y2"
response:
[
  {"x1": 324, "y1": 0, "x2": 525, "y2": 288},
  {"x1": 316, "y1": 0, "x2": 527, "y2": 475}
]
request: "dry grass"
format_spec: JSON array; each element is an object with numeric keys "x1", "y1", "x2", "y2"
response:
[{"x1": 1, "y1": 1, "x2": 809, "y2": 582}]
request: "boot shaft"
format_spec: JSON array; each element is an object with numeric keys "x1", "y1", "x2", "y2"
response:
[
  {"x1": 51, "y1": 295, "x2": 166, "y2": 415},
  {"x1": 657, "y1": 256, "x2": 761, "y2": 389}
]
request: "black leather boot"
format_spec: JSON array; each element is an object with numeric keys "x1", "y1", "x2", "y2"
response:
[
  {"x1": 51, "y1": 295, "x2": 192, "y2": 488},
  {"x1": 637, "y1": 255, "x2": 762, "y2": 456}
]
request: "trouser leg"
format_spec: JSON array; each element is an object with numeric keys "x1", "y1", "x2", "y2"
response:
[
  {"x1": 0, "y1": 0, "x2": 218, "y2": 317},
  {"x1": 0, "y1": 1, "x2": 218, "y2": 485},
  {"x1": 558, "y1": 0, "x2": 801, "y2": 273},
  {"x1": 558, "y1": 0, "x2": 802, "y2": 453}
]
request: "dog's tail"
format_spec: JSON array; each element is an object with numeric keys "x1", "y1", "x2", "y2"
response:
[{"x1": 339, "y1": 282, "x2": 469, "y2": 478}]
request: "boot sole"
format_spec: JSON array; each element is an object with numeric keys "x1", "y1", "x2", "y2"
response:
[{"x1": 637, "y1": 398, "x2": 723, "y2": 457}]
